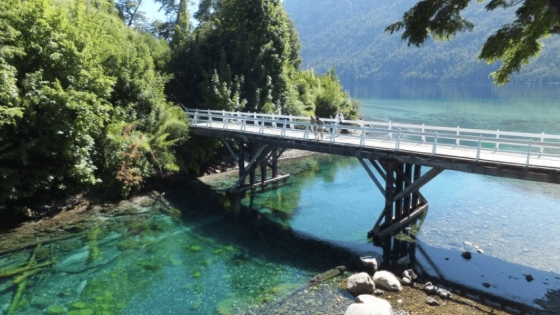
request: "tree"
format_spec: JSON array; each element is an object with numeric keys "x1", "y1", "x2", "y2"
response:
[
  {"x1": 116, "y1": 0, "x2": 148, "y2": 28},
  {"x1": 386, "y1": 0, "x2": 560, "y2": 84},
  {"x1": 0, "y1": 0, "x2": 188, "y2": 211},
  {"x1": 151, "y1": 0, "x2": 193, "y2": 42},
  {"x1": 176, "y1": 0, "x2": 302, "y2": 113}
]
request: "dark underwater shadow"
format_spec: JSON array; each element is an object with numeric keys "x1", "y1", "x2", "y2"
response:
[{"x1": 162, "y1": 178, "x2": 367, "y2": 275}]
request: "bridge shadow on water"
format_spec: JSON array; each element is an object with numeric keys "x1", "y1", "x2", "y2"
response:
[
  {"x1": 164, "y1": 178, "x2": 560, "y2": 315},
  {"x1": 375, "y1": 216, "x2": 560, "y2": 315}
]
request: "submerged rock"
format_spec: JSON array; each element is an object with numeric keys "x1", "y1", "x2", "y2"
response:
[
  {"x1": 54, "y1": 248, "x2": 89, "y2": 273},
  {"x1": 396, "y1": 255, "x2": 410, "y2": 265},
  {"x1": 461, "y1": 251, "x2": 472, "y2": 260}
]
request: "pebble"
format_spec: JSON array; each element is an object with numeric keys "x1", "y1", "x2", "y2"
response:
[
  {"x1": 401, "y1": 277, "x2": 412, "y2": 285},
  {"x1": 423, "y1": 282, "x2": 438, "y2": 295},
  {"x1": 426, "y1": 297, "x2": 440, "y2": 306},
  {"x1": 402, "y1": 269, "x2": 417, "y2": 280},
  {"x1": 436, "y1": 288, "x2": 452, "y2": 299},
  {"x1": 461, "y1": 251, "x2": 472, "y2": 260}
]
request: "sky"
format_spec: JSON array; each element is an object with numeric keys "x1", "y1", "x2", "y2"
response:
[
  {"x1": 142, "y1": 0, "x2": 199, "y2": 22},
  {"x1": 142, "y1": 0, "x2": 167, "y2": 21}
]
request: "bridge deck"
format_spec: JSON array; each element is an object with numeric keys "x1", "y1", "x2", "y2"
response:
[{"x1": 187, "y1": 109, "x2": 560, "y2": 184}]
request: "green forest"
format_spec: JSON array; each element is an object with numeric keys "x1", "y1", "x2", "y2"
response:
[
  {"x1": 0, "y1": 0, "x2": 359, "y2": 218},
  {"x1": 284, "y1": 0, "x2": 560, "y2": 86}
]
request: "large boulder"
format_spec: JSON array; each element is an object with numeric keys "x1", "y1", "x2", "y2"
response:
[
  {"x1": 373, "y1": 270, "x2": 403, "y2": 292},
  {"x1": 355, "y1": 295, "x2": 392, "y2": 311},
  {"x1": 344, "y1": 299, "x2": 393, "y2": 315},
  {"x1": 347, "y1": 272, "x2": 376, "y2": 296}
]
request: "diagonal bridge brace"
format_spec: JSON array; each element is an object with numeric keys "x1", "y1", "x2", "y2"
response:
[
  {"x1": 227, "y1": 143, "x2": 289, "y2": 195},
  {"x1": 359, "y1": 158, "x2": 444, "y2": 238}
]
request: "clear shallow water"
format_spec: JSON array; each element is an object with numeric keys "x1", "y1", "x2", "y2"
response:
[{"x1": 2, "y1": 83, "x2": 560, "y2": 314}]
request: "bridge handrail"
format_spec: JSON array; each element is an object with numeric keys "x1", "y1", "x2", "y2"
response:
[
  {"x1": 185, "y1": 109, "x2": 560, "y2": 165},
  {"x1": 187, "y1": 108, "x2": 560, "y2": 140}
]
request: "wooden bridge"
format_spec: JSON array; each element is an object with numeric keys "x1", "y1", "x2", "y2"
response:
[{"x1": 186, "y1": 108, "x2": 560, "y2": 238}]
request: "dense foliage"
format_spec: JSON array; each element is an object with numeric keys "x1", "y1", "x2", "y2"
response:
[
  {"x1": 166, "y1": 0, "x2": 358, "y2": 117},
  {"x1": 0, "y1": 0, "x2": 358, "y2": 214},
  {"x1": 0, "y1": 0, "x2": 189, "y2": 211},
  {"x1": 284, "y1": 0, "x2": 560, "y2": 86},
  {"x1": 162, "y1": 0, "x2": 360, "y2": 172}
]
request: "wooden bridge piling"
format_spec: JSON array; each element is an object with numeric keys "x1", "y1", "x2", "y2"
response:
[{"x1": 227, "y1": 140, "x2": 290, "y2": 195}]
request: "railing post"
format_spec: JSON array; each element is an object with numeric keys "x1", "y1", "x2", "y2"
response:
[
  {"x1": 207, "y1": 112, "x2": 212, "y2": 127},
  {"x1": 476, "y1": 135, "x2": 482, "y2": 161},
  {"x1": 421, "y1": 124, "x2": 425, "y2": 143},
  {"x1": 224, "y1": 112, "x2": 228, "y2": 129},
  {"x1": 395, "y1": 128, "x2": 401, "y2": 151},
  {"x1": 541, "y1": 132, "x2": 545, "y2": 154},
  {"x1": 526, "y1": 139, "x2": 532, "y2": 166},
  {"x1": 456, "y1": 126, "x2": 460, "y2": 146},
  {"x1": 330, "y1": 126, "x2": 335, "y2": 144},
  {"x1": 193, "y1": 110, "x2": 199, "y2": 124},
  {"x1": 431, "y1": 131, "x2": 438, "y2": 155},
  {"x1": 241, "y1": 117, "x2": 246, "y2": 131},
  {"x1": 254, "y1": 112, "x2": 258, "y2": 126},
  {"x1": 304, "y1": 123, "x2": 309, "y2": 139},
  {"x1": 281, "y1": 122, "x2": 286, "y2": 137},
  {"x1": 360, "y1": 125, "x2": 366, "y2": 146},
  {"x1": 289, "y1": 115, "x2": 294, "y2": 129},
  {"x1": 495, "y1": 129, "x2": 500, "y2": 150},
  {"x1": 260, "y1": 117, "x2": 265, "y2": 133},
  {"x1": 272, "y1": 114, "x2": 277, "y2": 128},
  {"x1": 388, "y1": 121, "x2": 393, "y2": 139}
]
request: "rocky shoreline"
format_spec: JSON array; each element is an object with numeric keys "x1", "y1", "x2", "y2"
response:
[{"x1": 245, "y1": 263, "x2": 518, "y2": 315}]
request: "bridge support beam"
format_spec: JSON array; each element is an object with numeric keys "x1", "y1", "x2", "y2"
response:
[
  {"x1": 360, "y1": 159, "x2": 443, "y2": 239},
  {"x1": 227, "y1": 140, "x2": 289, "y2": 195}
]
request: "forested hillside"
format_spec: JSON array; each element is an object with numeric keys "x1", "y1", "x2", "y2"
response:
[{"x1": 284, "y1": 0, "x2": 560, "y2": 85}]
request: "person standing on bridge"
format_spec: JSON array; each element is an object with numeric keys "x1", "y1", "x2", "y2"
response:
[
  {"x1": 310, "y1": 115, "x2": 318, "y2": 139},
  {"x1": 316, "y1": 116, "x2": 325, "y2": 139}
]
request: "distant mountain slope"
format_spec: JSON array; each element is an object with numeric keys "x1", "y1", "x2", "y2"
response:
[{"x1": 284, "y1": 0, "x2": 560, "y2": 85}]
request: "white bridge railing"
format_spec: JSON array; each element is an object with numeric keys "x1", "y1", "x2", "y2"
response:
[{"x1": 185, "y1": 108, "x2": 560, "y2": 168}]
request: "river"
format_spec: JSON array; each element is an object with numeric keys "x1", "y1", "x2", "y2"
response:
[{"x1": 1, "y1": 83, "x2": 560, "y2": 314}]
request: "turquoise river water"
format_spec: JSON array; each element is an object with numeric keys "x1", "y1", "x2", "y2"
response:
[{"x1": 1, "y1": 83, "x2": 560, "y2": 314}]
